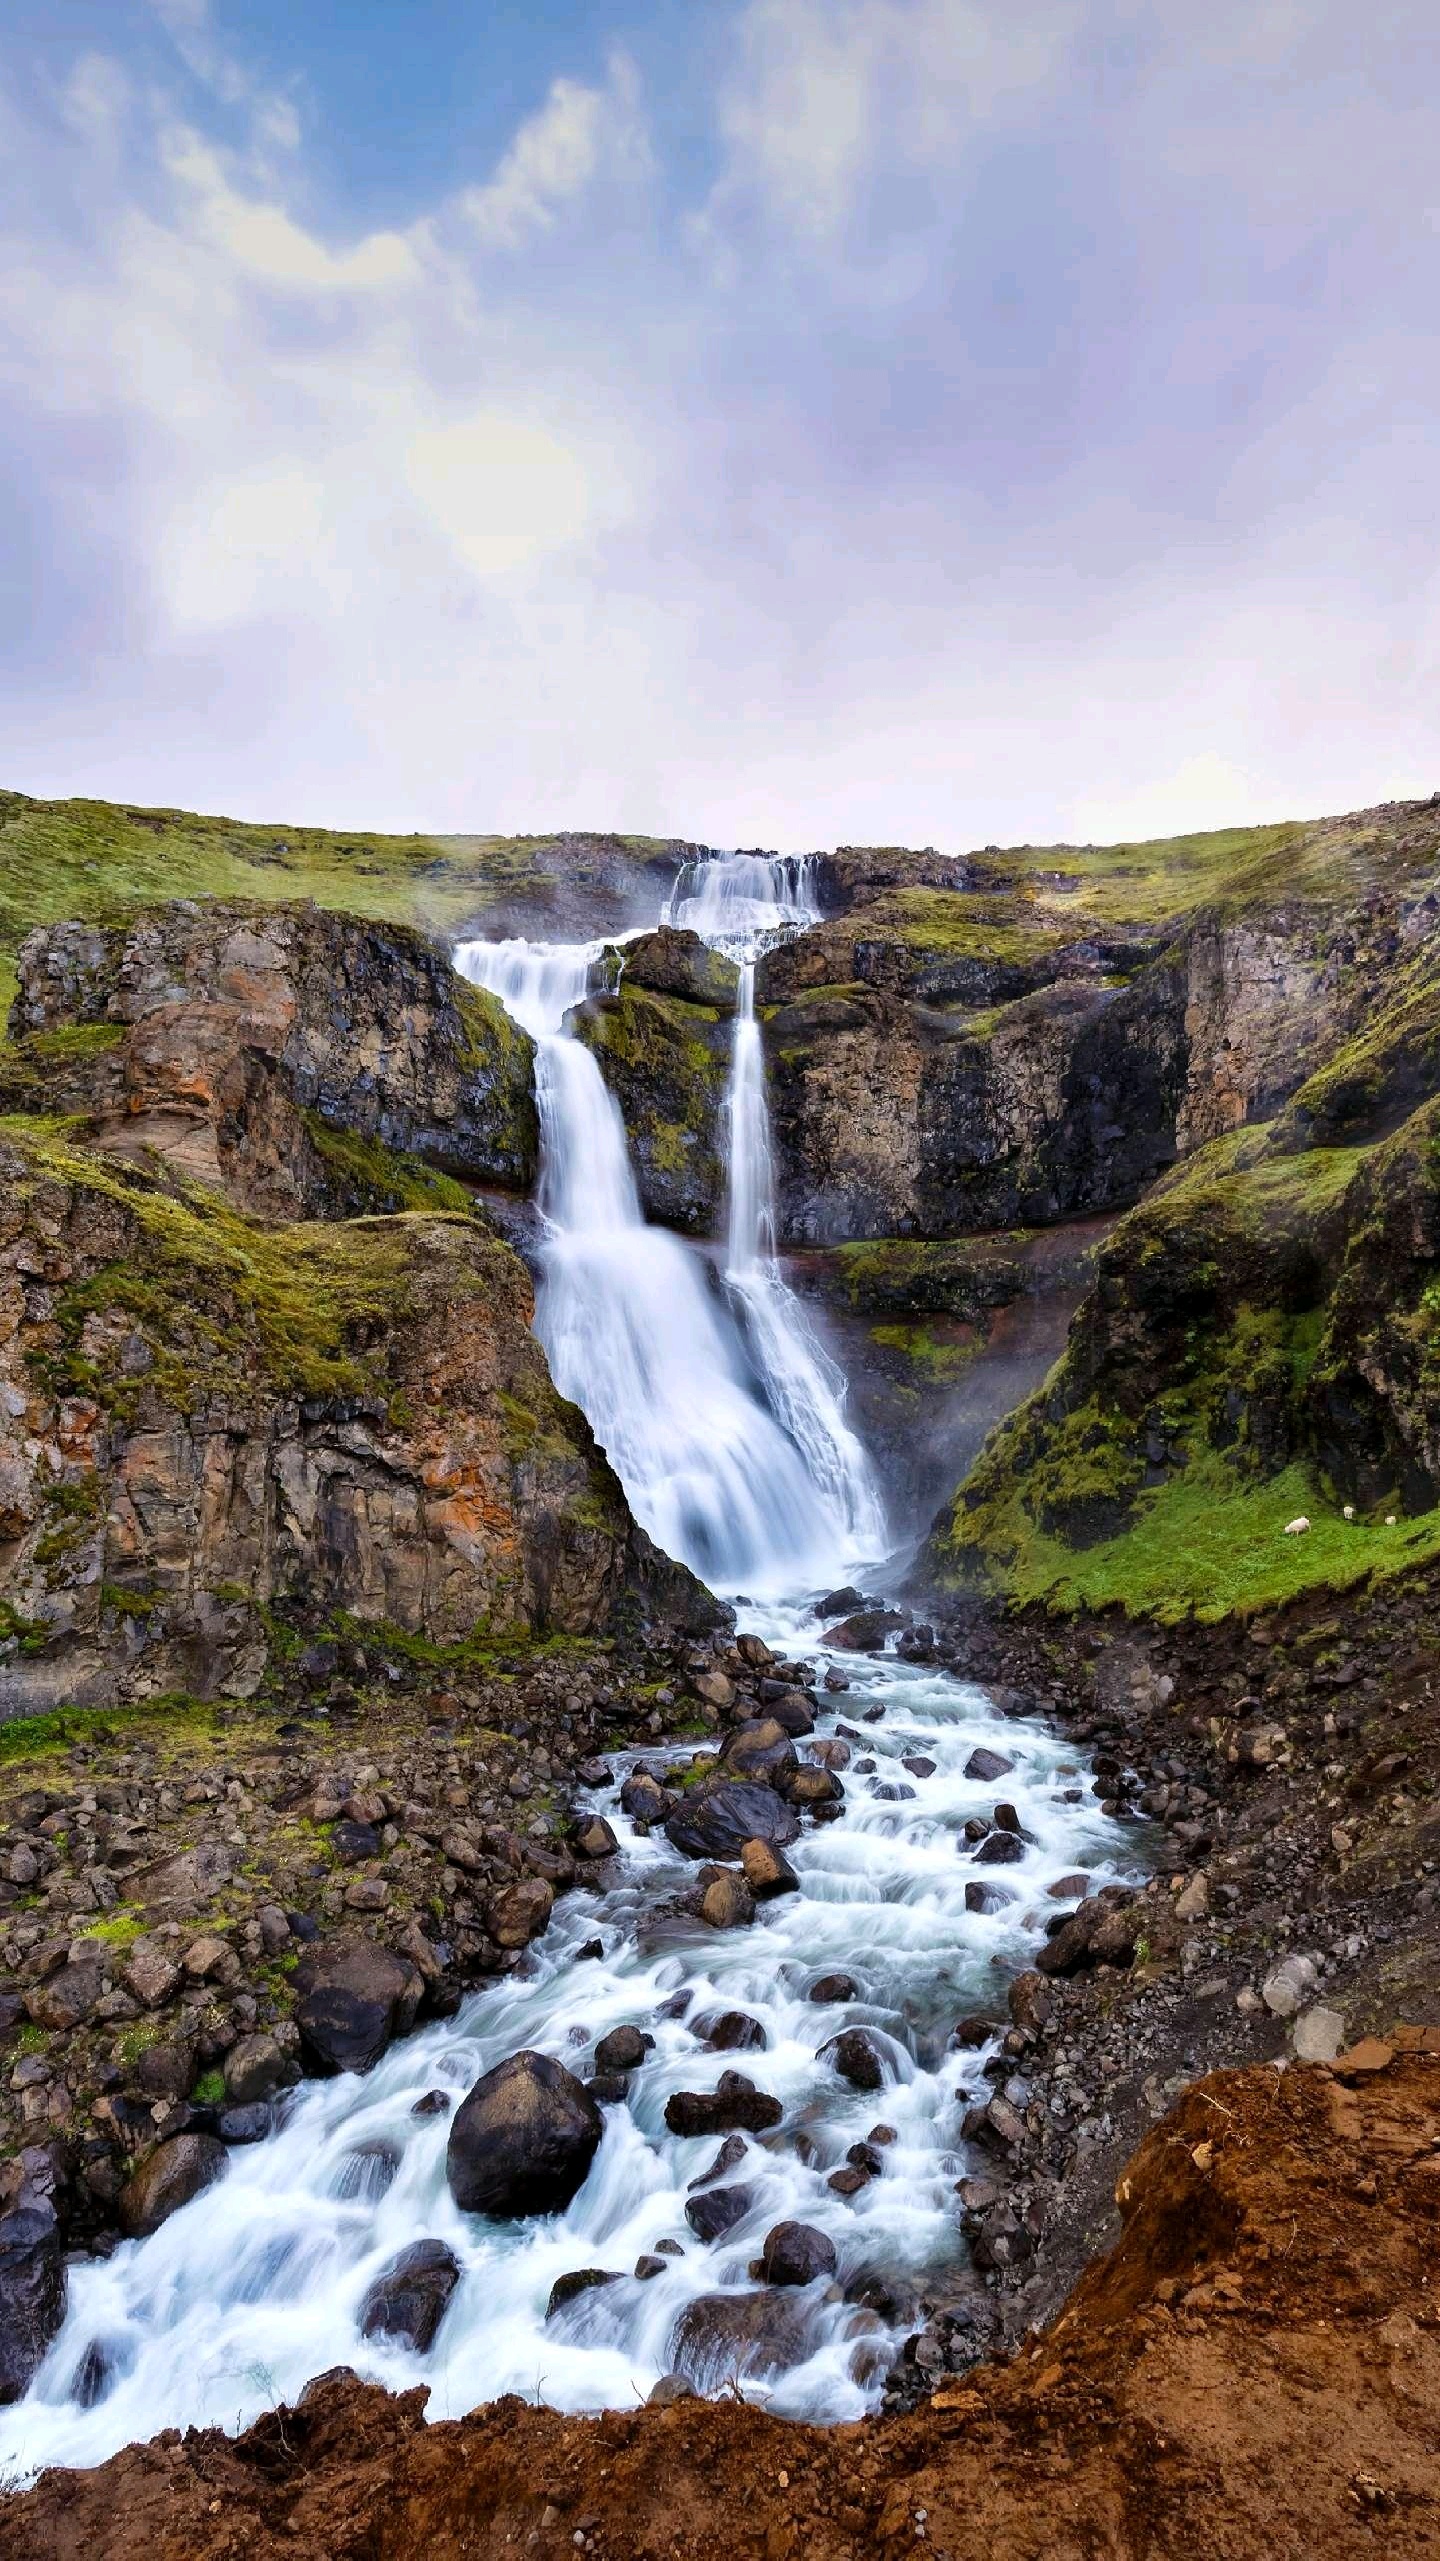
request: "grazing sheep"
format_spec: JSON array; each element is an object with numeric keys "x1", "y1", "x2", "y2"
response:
[{"x1": 1283, "y1": 1516, "x2": 1311, "y2": 1536}]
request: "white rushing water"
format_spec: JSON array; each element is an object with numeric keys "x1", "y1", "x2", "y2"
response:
[
  {"x1": 456, "y1": 854, "x2": 885, "y2": 1596},
  {"x1": 6, "y1": 1614, "x2": 1136, "y2": 2473},
  {"x1": 0, "y1": 852, "x2": 1139, "y2": 2477}
]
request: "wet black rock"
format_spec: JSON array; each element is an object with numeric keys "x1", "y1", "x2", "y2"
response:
[
  {"x1": 808, "y1": 1972, "x2": 858, "y2": 2004},
  {"x1": 447, "y1": 2050, "x2": 604, "y2": 2218},
  {"x1": 0, "y1": 2157, "x2": 65, "y2": 2405},
  {"x1": 620, "y1": 1772, "x2": 675, "y2": 1824},
  {"x1": 1034, "y1": 1887, "x2": 1142, "y2": 1978},
  {"x1": 664, "y1": 2073, "x2": 783, "y2": 2138},
  {"x1": 697, "y1": 2010, "x2": 768, "y2": 2052},
  {"x1": 217, "y1": 2103, "x2": 272, "y2": 2144},
  {"x1": 973, "y1": 1830, "x2": 1025, "y2": 1865},
  {"x1": 295, "y1": 1940, "x2": 424, "y2": 2077},
  {"x1": 688, "y1": 2133, "x2": 748, "y2": 2189},
  {"x1": 685, "y1": 2181, "x2": 756, "y2": 2242},
  {"x1": 819, "y1": 2027, "x2": 889, "y2": 2091},
  {"x1": 963, "y1": 1748, "x2": 1015, "y2": 1784},
  {"x1": 594, "y1": 2025, "x2": 650, "y2": 2074},
  {"x1": 360, "y1": 2239, "x2": 462, "y2": 2351},
  {"x1": 545, "y1": 2267, "x2": 622, "y2": 2323},
  {"x1": 664, "y1": 1779, "x2": 801, "y2": 1861},
  {"x1": 669, "y1": 2289, "x2": 814, "y2": 2390},
  {"x1": 759, "y1": 2220, "x2": 838, "y2": 2286},
  {"x1": 964, "y1": 1882, "x2": 1015, "y2": 1914}
]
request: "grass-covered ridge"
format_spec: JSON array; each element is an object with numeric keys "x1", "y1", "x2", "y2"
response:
[{"x1": 0, "y1": 789, "x2": 689, "y2": 1019}]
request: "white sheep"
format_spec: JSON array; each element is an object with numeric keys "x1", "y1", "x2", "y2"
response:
[{"x1": 1283, "y1": 1515, "x2": 1311, "y2": 1536}]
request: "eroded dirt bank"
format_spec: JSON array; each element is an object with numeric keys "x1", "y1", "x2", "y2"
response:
[{"x1": 3, "y1": 2048, "x2": 1437, "y2": 2561}]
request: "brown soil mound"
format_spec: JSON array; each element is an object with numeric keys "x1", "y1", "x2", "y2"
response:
[{"x1": 4, "y1": 2049, "x2": 1438, "y2": 2561}]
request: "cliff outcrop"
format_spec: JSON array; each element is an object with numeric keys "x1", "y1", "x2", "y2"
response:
[
  {"x1": 3, "y1": 903, "x2": 537, "y2": 1218},
  {"x1": 0, "y1": 1122, "x2": 712, "y2": 1715}
]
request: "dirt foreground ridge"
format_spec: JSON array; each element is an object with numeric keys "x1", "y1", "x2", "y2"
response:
[{"x1": 3, "y1": 2043, "x2": 1437, "y2": 2561}]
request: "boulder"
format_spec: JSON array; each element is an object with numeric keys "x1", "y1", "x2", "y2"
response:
[
  {"x1": 669, "y1": 2289, "x2": 814, "y2": 2391},
  {"x1": 759, "y1": 2220, "x2": 837, "y2": 2287},
  {"x1": 664, "y1": 2073, "x2": 783, "y2": 2138},
  {"x1": 570, "y1": 1815, "x2": 619, "y2": 1861},
  {"x1": 295, "y1": 1942, "x2": 424, "y2": 2076},
  {"x1": 446, "y1": 2050, "x2": 603, "y2": 2219},
  {"x1": 223, "y1": 2033, "x2": 292, "y2": 2105},
  {"x1": 819, "y1": 2028, "x2": 889, "y2": 2092},
  {"x1": 546, "y1": 2267, "x2": 623, "y2": 2323},
  {"x1": 1007, "y1": 1971, "x2": 1051, "y2": 2035},
  {"x1": 822, "y1": 1610, "x2": 900, "y2": 1653},
  {"x1": 775, "y1": 1764, "x2": 842, "y2": 1809},
  {"x1": 699, "y1": 1872, "x2": 754, "y2": 1929},
  {"x1": 698, "y1": 2010, "x2": 767, "y2": 2052},
  {"x1": 1035, "y1": 1889, "x2": 1141, "y2": 1978},
  {"x1": 622, "y1": 926, "x2": 740, "y2": 1010},
  {"x1": 808, "y1": 1972, "x2": 858, "y2": 2004},
  {"x1": 486, "y1": 1878, "x2": 555, "y2": 1949},
  {"x1": 762, "y1": 1692, "x2": 816, "y2": 1737},
  {"x1": 25, "y1": 1959, "x2": 104, "y2": 2033},
  {"x1": 963, "y1": 1747, "x2": 1015, "y2": 1783},
  {"x1": 620, "y1": 1772, "x2": 675, "y2": 1824},
  {"x1": 740, "y1": 1837, "x2": 798, "y2": 1897},
  {"x1": 359, "y1": 2239, "x2": 462, "y2": 2352},
  {"x1": 120, "y1": 2133, "x2": 227, "y2": 2238},
  {"x1": 594, "y1": 2025, "x2": 650, "y2": 2074},
  {"x1": 0, "y1": 2159, "x2": 65, "y2": 2405},
  {"x1": 721, "y1": 1720, "x2": 799, "y2": 1782},
  {"x1": 664, "y1": 1779, "x2": 800, "y2": 1862},
  {"x1": 121, "y1": 1940, "x2": 182, "y2": 2011},
  {"x1": 685, "y1": 2182, "x2": 755, "y2": 2242},
  {"x1": 973, "y1": 1830, "x2": 1025, "y2": 1865}
]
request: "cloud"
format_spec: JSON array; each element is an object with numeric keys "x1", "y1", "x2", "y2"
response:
[
  {"x1": 461, "y1": 55, "x2": 650, "y2": 250},
  {"x1": 0, "y1": 2, "x2": 1435, "y2": 852}
]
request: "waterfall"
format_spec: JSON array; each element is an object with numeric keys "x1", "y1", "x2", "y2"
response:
[{"x1": 456, "y1": 929, "x2": 864, "y2": 1597}]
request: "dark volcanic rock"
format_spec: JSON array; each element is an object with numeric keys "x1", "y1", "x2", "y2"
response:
[
  {"x1": 964, "y1": 1747, "x2": 1015, "y2": 1783},
  {"x1": 664, "y1": 1779, "x2": 801, "y2": 1861},
  {"x1": 119, "y1": 2134, "x2": 227, "y2": 2239},
  {"x1": 759, "y1": 2220, "x2": 838, "y2": 2287},
  {"x1": 0, "y1": 2159, "x2": 65, "y2": 2405},
  {"x1": 545, "y1": 2268, "x2": 623, "y2": 2323},
  {"x1": 669, "y1": 2289, "x2": 815, "y2": 2391},
  {"x1": 819, "y1": 2028, "x2": 890, "y2": 2091},
  {"x1": 664, "y1": 2074, "x2": 783, "y2": 2138},
  {"x1": 295, "y1": 1942, "x2": 424, "y2": 2077},
  {"x1": 446, "y1": 2050, "x2": 603, "y2": 2218},
  {"x1": 594, "y1": 2026, "x2": 650, "y2": 2074},
  {"x1": 685, "y1": 2182, "x2": 755, "y2": 2242},
  {"x1": 359, "y1": 2240, "x2": 462, "y2": 2353}
]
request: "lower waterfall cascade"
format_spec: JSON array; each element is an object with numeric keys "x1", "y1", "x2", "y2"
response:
[{"x1": 0, "y1": 853, "x2": 1140, "y2": 2476}]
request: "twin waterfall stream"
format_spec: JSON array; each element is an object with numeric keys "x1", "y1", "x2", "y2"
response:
[{"x1": 3, "y1": 858, "x2": 1132, "y2": 2475}]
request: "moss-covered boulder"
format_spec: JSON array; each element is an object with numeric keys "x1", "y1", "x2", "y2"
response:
[
  {"x1": 3, "y1": 901, "x2": 538, "y2": 1215},
  {"x1": 571, "y1": 980, "x2": 731, "y2": 1234},
  {"x1": 620, "y1": 927, "x2": 739, "y2": 1011},
  {"x1": 0, "y1": 1120, "x2": 716, "y2": 1714}
]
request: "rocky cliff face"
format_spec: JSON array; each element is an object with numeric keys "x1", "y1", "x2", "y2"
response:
[
  {"x1": 0, "y1": 1124, "x2": 713, "y2": 1717},
  {"x1": 4, "y1": 903, "x2": 538, "y2": 1218},
  {"x1": 571, "y1": 932, "x2": 737, "y2": 1235}
]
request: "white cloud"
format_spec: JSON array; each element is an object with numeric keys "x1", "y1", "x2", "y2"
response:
[
  {"x1": 710, "y1": 0, "x2": 1075, "y2": 246},
  {"x1": 461, "y1": 54, "x2": 650, "y2": 249}
]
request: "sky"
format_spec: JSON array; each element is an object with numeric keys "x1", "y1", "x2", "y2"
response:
[{"x1": 0, "y1": 0, "x2": 1436, "y2": 851}]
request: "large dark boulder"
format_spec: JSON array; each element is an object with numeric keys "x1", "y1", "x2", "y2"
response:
[
  {"x1": 0, "y1": 2157, "x2": 65, "y2": 2404},
  {"x1": 759, "y1": 2220, "x2": 837, "y2": 2286},
  {"x1": 119, "y1": 2133, "x2": 227, "y2": 2238},
  {"x1": 620, "y1": 927, "x2": 740, "y2": 1010},
  {"x1": 358, "y1": 2239, "x2": 462, "y2": 2352},
  {"x1": 685, "y1": 2182, "x2": 755, "y2": 2242},
  {"x1": 669, "y1": 2289, "x2": 815, "y2": 2391},
  {"x1": 664, "y1": 1779, "x2": 800, "y2": 1862},
  {"x1": 446, "y1": 2050, "x2": 603, "y2": 2218},
  {"x1": 295, "y1": 1941, "x2": 424, "y2": 2077}
]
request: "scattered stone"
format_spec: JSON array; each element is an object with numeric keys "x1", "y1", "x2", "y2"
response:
[
  {"x1": 740, "y1": 1837, "x2": 798, "y2": 1897},
  {"x1": 1261, "y1": 1955, "x2": 1320, "y2": 2019},
  {"x1": 664, "y1": 1780, "x2": 800, "y2": 1862},
  {"x1": 664, "y1": 2074, "x2": 783, "y2": 2138},
  {"x1": 1293, "y1": 2006, "x2": 1345, "y2": 2063},
  {"x1": 699, "y1": 1872, "x2": 755, "y2": 1930},
  {"x1": 685, "y1": 2182, "x2": 755, "y2": 2242},
  {"x1": 544, "y1": 2267, "x2": 622, "y2": 2323},
  {"x1": 223, "y1": 2034, "x2": 291, "y2": 2106},
  {"x1": 594, "y1": 2026, "x2": 650, "y2": 2074},
  {"x1": 963, "y1": 1748, "x2": 1015, "y2": 1783},
  {"x1": 808, "y1": 1972, "x2": 858, "y2": 2004}
]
